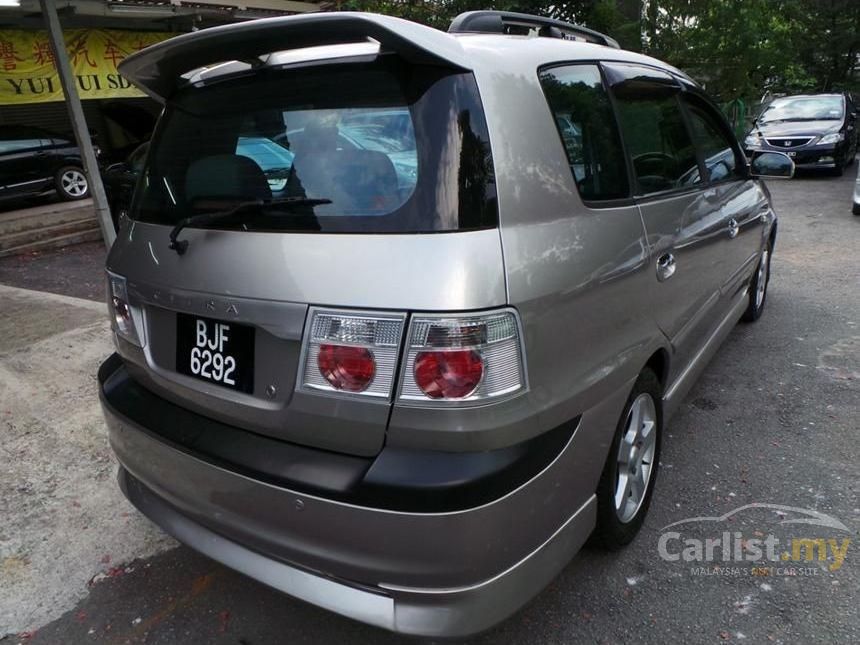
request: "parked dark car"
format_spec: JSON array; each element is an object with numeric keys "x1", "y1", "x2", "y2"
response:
[
  {"x1": 0, "y1": 126, "x2": 92, "y2": 201},
  {"x1": 744, "y1": 92, "x2": 858, "y2": 175},
  {"x1": 102, "y1": 141, "x2": 149, "y2": 228}
]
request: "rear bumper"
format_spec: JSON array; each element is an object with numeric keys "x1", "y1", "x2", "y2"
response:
[
  {"x1": 118, "y1": 466, "x2": 594, "y2": 637},
  {"x1": 100, "y1": 354, "x2": 625, "y2": 637}
]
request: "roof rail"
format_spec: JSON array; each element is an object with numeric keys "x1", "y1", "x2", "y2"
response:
[{"x1": 448, "y1": 11, "x2": 620, "y2": 49}]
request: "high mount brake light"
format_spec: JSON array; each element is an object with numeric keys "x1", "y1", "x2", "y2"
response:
[
  {"x1": 400, "y1": 310, "x2": 526, "y2": 403},
  {"x1": 300, "y1": 309, "x2": 405, "y2": 399}
]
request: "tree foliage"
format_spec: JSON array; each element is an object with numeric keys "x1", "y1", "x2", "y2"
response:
[{"x1": 339, "y1": 0, "x2": 860, "y2": 100}]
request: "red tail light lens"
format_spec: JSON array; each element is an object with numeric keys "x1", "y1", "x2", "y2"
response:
[
  {"x1": 399, "y1": 310, "x2": 525, "y2": 404},
  {"x1": 317, "y1": 344, "x2": 376, "y2": 393},
  {"x1": 414, "y1": 349, "x2": 484, "y2": 399}
]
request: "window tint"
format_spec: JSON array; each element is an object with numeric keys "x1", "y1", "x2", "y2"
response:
[
  {"x1": 683, "y1": 97, "x2": 740, "y2": 183},
  {"x1": 0, "y1": 130, "x2": 44, "y2": 154},
  {"x1": 612, "y1": 85, "x2": 699, "y2": 194},
  {"x1": 127, "y1": 143, "x2": 149, "y2": 173},
  {"x1": 539, "y1": 65, "x2": 629, "y2": 201},
  {"x1": 133, "y1": 60, "x2": 497, "y2": 233}
]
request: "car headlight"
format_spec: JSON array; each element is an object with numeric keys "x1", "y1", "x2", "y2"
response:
[
  {"x1": 817, "y1": 132, "x2": 844, "y2": 145},
  {"x1": 744, "y1": 135, "x2": 762, "y2": 148}
]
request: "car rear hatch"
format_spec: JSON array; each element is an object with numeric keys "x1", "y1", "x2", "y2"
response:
[{"x1": 107, "y1": 13, "x2": 505, "y2": 457}]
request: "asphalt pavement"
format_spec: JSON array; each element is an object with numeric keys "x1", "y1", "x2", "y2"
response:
[{"x1": 1, "y1": 168, "x2": 858, "y2": 644}]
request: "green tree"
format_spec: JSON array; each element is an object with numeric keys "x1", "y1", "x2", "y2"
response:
[{"x1": 338, "y1": 1, "x2": 859, "y2": 97}]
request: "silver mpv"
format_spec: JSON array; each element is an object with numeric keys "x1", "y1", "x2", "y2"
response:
[{"x1": 99, "y1": 10, "x2": 793, "y2": 637}]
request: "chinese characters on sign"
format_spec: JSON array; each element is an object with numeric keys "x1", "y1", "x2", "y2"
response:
[{"x1": 0, "y1": 29, "x2": 172, "y2": 104}]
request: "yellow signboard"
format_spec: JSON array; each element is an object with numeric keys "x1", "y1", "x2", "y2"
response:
[{"x1": 0, "y1": 29, "x2": 173, "y2": 105}]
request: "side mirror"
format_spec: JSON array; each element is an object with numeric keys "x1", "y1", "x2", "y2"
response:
[{"x1": 750, "y1": 151, "x2": 794, "y2": 179}]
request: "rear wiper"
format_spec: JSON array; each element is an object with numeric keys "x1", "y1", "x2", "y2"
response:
[{"x1": 168, "y1": 196, "x2": 332, "y2": 256}]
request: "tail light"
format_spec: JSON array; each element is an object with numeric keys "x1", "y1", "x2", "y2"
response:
[
  {"x1": 399, "y1": 310, "x2": 526, "y2": 404},
  {"x1": 300, "y1": 309, "x2": 405, "y2": 398},
  {"x1": 414, "y1": 349, "x2": 483, "y2": 399},
  {"x1": 107, "y1": 272, "x2": 141, "y2": 346},
  {"x1": 317, "y1": 344, "x2": 375, "y2": 392}
]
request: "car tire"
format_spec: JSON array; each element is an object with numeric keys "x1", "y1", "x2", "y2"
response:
[
  {"x1": 831, "y1": 163, "x2": 844, "y2": 177},
  {"x1": 853, "y1": 203, "x2": 860, "y2": 216},
  {"x1": 741, "y1": 244, "x2": 772, "y2": 322},
  {"x1": 593, "y1": 368, "x2": 662, "y2": 550},
  {"x1": 55, "y1": 166, "x2": 90, "y2": 201}
]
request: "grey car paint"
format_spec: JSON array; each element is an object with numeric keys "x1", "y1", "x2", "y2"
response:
[{"x1": 100, "y1": 12, "x2": 781, "y2": 637}]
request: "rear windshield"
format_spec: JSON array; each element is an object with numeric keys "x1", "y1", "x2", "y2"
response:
[{"x1": 131, "y1": 57, "x2": 498, "y2": 233}]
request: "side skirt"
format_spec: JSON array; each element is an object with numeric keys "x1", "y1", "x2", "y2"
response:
[{"x1": 662, "y1": 289, "x2": 749, "y2": 421}]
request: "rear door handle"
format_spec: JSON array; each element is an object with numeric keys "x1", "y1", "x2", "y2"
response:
[
  {"x1": 656, "y1": 252, "x2": 676, "y2": 282},
  {"x1": 728, "y1": 218, "x2": 739, "y2": 239}
]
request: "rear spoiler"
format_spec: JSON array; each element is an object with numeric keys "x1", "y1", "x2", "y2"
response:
[{"x1": 118, "y1": 12, "x2": 472, "y2": 103}]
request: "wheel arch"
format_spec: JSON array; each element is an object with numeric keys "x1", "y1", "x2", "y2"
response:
[
  {"x1": 768, "y1": 219, "x2": 778, "y2": 250},
  {"x1": 644, "y1": 347, "x2": 670, "y2": 393}
]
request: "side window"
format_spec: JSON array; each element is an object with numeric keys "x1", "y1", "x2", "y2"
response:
[
  {"x1": 127, "y1": 145, "x2": 149, "y2": 173},
  {"x1": 539, "y1": 64, "x2": 629, "y2": 202},
  {"x1": 0, "y1": 128, "x2": 44, "y2": 154},
  {"x1": 683, "y1": 96, "x2": 741, "y2": 183},
  {"x1": 611, "y1": 80, "x2": 699, "y2": 194}
]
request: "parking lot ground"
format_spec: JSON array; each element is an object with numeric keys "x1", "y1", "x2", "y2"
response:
[
  {"x1": 0, "y1": 239, "x2": 105, "y2": 302},
  {"x1": 1, "y1": 168, "x2": 858, "y2": 644}
]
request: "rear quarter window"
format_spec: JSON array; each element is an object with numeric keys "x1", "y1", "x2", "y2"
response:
[{"x1": 539, "y1": 64, "x2": 630, "y2": 202}]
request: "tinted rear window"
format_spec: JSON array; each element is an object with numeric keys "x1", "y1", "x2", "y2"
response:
[
  {"x1": 539, "y1": 65, "x2": 630, "y2": 202},
  {"x1": 132, "y1": 57, "x2": 497, "y2": 233}
]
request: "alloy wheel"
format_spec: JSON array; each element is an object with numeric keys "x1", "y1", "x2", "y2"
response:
[
  {"x1": 614, "y1": 393, "x2": 657, "y2": 524},
  {"x1": 61, "y1": 169, "x2": 88, "y2": 198},
  {"x1": 755, "y1": 249, "x2": 769, "y2": 310}
]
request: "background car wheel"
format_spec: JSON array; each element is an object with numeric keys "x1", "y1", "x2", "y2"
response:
[
  {"x1": 55, "y1": 166, "x2": 89, "y2": 201},
  {"x1": 853, "y1": 203, "x2": 860, "y2": 216},
  {"x1": 593, "y1": 368, "x2": 662, "y2": 550},
  {"x1": 741, "y1": 244, "x2": 772, "y2": 322}
]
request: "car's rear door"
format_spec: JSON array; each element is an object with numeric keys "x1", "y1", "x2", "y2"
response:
[
  {"x1": 108, "y1": 49, "x2": 504, "y2": 459},
  {"x1": 605, "y1": 63, "x2": 727, "y2": 375}
]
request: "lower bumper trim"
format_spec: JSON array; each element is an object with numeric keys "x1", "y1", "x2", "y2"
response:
[
  {"x1": 119, "y1": 467, "x2": 397, "y2": 631},
  {"x1": 119, "y1": 466, "x2": 596, "y2": 637}
]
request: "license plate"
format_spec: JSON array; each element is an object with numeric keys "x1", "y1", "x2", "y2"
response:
[{"x1": 176, "y1": 314, "x2": 254, "y2": 393}]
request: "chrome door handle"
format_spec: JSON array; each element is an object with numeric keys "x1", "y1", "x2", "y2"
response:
[
  {"x1": 728, "y1": 218, "x2": 739, "y2": 239},
  {"x1": 656, "y1": 252, "x2": 676, "y2": 282}
]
